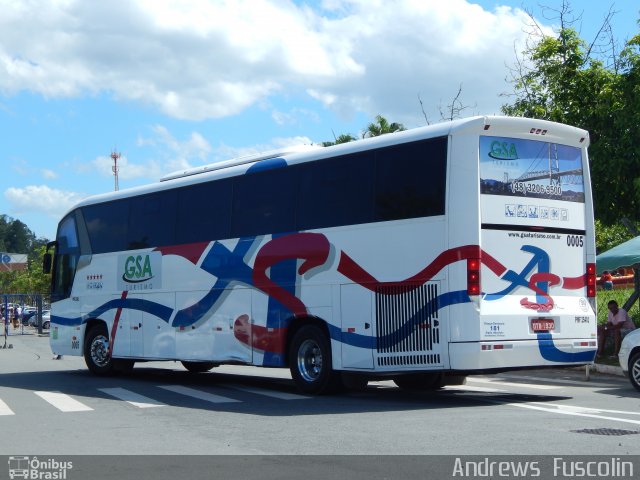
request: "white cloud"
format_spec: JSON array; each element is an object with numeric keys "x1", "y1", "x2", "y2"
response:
[
  {"x1": 41, "y1": 169, "x2": 58, "y2": 179},
  {"x1": 272, "y1": 108, "x2": 321, "y2": 126},
  {"x1": 89, "y1": 154, "x2": 163, "y2": 182},
  {"x1": 0, "y1": 0, "x2": 540, "y2": 123},
  {"x1": 4, "y1": 185, "x2": 84, "y2": 217}
]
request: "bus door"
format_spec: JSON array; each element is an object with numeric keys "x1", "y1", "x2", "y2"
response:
[{"x1": 340, "y1": 283, "x2": 374, "y2": 369}]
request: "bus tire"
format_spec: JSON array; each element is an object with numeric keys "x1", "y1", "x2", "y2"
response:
[
  {"x1": 393, "y1": 373, "x2": 444, "y2": 391},
  {"x1": 341, "y1": 372, "x2": 369, "y2": 391},
  {"x1": 443, "y1": 374, "x2": 467, "y2": 386},
  {"x1": 84, "y1": 324, "x2": 115, "y2": 375},
  {"x1": 289, "y1": 324, "x2": 340, "y2": 395},
  {"x1": 114, "y1": 359, "x2": 135, "y2": 374},
  {"x1": 181, "y1": 361, "x2": 216, "y2": 373},
  {"x1": 628, "y1": 352, "x2": 640, "y2": 392}
]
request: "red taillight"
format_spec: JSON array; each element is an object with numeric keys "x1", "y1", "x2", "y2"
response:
[
  {"x1": 467, "y1": 258, "x2": 481, "y2": 296},
  {"x1": 586, "y1": 263, "x2": 596, "y2": 297}
]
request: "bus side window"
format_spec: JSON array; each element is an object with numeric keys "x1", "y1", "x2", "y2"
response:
[
  {"x1": 374, "y1": 137, "x2": 447, "y2": 221},
  {"x1": 231, "y1": 169, "x2": 296, "y2": 238},
  {"x1": 297, "y1": 152, "x2": 374, "y2": 231}
]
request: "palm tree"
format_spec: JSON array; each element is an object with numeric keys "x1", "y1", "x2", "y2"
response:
[
  {"x1": 321, "y1": 133, "x2": 357, "y2": 147},
  {"x1": 363, "y1": 115, "x2": 406, "y2": 138}
]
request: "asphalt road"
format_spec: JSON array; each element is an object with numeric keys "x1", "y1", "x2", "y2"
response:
[{"x1": 1, "y1": 330, "x2": 639, "y2": 459}]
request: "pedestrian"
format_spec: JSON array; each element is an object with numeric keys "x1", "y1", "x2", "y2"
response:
[{"x1": 597, "y1": 300, "x2": 636, "y2": 357}]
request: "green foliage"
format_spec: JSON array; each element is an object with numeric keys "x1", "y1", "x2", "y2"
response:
[
  {"x1": 0, "y1": 215, "x2": 51, "y2": 294},
  {"x1": 0, "y1": 246, "x2": 51, "y2": 295},
  {"x1": 502, "y1": 21, "x2": 640, "y2": 224},
  {"x1": 595, "y1": 219, "x2": 637, "y2": 254},
  {"x1": 322, "y1": 114, "x2": 406, "y2": 146},
  {"x1": 363, "y1": 115, "x2": 406, "y2": 138},
  {"x1": 596, "y1": 287, "x2": 640, "y2": 327},
  {"x1": 321, "y1": 133, "x2": 357, "y2": 147}
]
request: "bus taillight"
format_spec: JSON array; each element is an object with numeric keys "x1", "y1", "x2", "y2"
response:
[
  {"x1": 586, "y1": 263, "x2": 596, "y2": 297},
  {"x1": 467, "y1": 258, "x2": 481, "y2": 296}
]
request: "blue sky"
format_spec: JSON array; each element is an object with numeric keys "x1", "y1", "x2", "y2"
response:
[{"x1": 1, "y1": 0, "x2": 638, "y2": 241}]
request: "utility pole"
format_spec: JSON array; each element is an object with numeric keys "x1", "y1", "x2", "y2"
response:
[{"x1": 111, "y1": 150, "x2": 121, "y2": 191}]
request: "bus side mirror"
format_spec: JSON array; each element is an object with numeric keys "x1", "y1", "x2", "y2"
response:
[{"x1": 43, "y1": 253, "x2": 52, "y2": 274}]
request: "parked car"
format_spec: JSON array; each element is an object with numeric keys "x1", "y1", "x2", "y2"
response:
[
  {"x1": 21, "y1": 309, "x2": 37, "y2": 326},
  {"x1": 28, "y1": 310, "x2": 50, "y2": 329},
  {"x1": 619, "y1": 329, "x2": 640, "y2": 391},
  {"x1": 42, "y1": 312, "x2": 51, "y2": 330}
]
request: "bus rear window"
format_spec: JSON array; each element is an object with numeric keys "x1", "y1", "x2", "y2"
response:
[{"x1": 479, "y1": 136, "x2": 584, "y2": 203}]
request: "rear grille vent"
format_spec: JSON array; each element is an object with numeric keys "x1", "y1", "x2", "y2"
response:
[{"x1": 375, "y1": 283, "x2": 440, "y2": 367}]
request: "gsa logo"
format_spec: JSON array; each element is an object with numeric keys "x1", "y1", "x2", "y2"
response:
[
  {"x1": 117, "y1": 252, "x2": 162, "y2": 291},
  {"x1": 123, "y1": 254, "x2": 154, "y2": 283}
]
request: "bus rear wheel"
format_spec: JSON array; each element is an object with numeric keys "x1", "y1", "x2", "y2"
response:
[
  {"x1": 84, "y1": 324, "x2": 115, "y2": 375},
  {"x1": 393, "y1": 373, "x2": 444, "y2": 391},
  {"x1": 181, "y1": 361, "x2": 216, "y2": 373},
  {"x1": 289, "y1": 324, "x2": 341, "y2": 395}
]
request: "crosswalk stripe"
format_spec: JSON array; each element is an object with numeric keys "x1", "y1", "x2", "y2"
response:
[
  {"x1": 226, "y1": 385, "x2": 310, "y2": 400},
  {"x1": 158, "y1": 385, "x2": 240, "y2": 404},
  {"x1": 0, "y1": 398, "x2": 15, "y2": 416},
  {"x1": 98, "y1": 388, "x2": 166, "y2": 408},
  {"x1": 34, "y1": 391, "x2": 93, "y2": 412}
]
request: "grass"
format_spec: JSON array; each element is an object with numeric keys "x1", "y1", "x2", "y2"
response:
[
  {"x1": 595, "y1": 287, "x2": 638, "y2": 363},
  {"x1": 596, "y1": 287, "x2": 640, "y2": 326}
]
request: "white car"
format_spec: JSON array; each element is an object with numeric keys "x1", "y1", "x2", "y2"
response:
[{"x1": 618, "y1": 329, "x2": 640, "y2": 391}]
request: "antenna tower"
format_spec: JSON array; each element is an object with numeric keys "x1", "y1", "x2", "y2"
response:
[{"x1": 111, "y1": 150, "x2": 121, "y2": 191}]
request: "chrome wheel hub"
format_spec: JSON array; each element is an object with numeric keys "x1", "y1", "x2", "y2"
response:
[
  {"x1": 90, "y1": 334, "x2": 110, "y2": 367},
  {"x1": 297, "y1": 339, "x2": 322, "y2": 382}
]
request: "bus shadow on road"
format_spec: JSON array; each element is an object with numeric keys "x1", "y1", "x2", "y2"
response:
[{"x1": 0, "y1": 367, "x2": 581, "y2": 417}]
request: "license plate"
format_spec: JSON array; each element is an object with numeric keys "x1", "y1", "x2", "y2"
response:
[{"x1": 531, "y1": 319, "x2": 555, "y2": 332}]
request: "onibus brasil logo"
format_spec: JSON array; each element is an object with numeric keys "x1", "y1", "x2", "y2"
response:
[{"x1": 8, "y1": 456, "x2": 73, "y2": 479}]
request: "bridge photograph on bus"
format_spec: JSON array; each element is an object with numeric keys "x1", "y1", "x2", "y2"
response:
[{"x1": 44, "y1": 115, "x2": 597, "y2": 394}]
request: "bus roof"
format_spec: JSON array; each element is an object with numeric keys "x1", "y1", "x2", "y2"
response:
[{"x1": 63, "y1": 115, "x2": 589, "y2": 215}]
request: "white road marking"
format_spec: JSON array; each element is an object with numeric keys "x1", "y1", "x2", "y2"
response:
[
  {"x1": 468, "y1": 378, "x2": 559, "y2": 390},
  {"x1": 98, "y1": 388, "x2": 166, "y2": 408},
  {"x1": 0, "y1": 398, "x2": 15, "y2": 416},
  {"x1": 495, "y1": 374, "x2": 614, "y2": 387},
  {"x1": 443, "y1": 385, "x2": 505, "y2": 393},
  {"x1": 226, "y1": 385, "x2": 310, "y2": 400},
  {"x1": 526, "y1": 402, "x2": 640, "y2": 417},
  {"x1": 34, "y1": 391, "x2": 93, "y2": 412},
  {"x1": 158, "y1": 385, "x2": 240, "y2": 404},
  {"x1": 506, "y1": 402, "x2": 640, "y2": 426}
]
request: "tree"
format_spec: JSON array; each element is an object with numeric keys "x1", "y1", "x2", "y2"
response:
[
  {"x1": 501, "y1": 4, "x2": 640, "y2": 225},
  {"x1": 363, "y1": 115, "x2": 406, "y2": 138},
  {"x1": 321, "y1": 114, "x2": 406, "y2": 146},
  {"x1": 321, "y1": 133, "x2": 357, "y2": 147}
]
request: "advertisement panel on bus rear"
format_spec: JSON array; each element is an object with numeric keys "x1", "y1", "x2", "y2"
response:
[{"x1": 479, "y1": 136, "x2": 586, "y2": 229}]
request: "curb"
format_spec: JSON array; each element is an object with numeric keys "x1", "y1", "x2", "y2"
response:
[{"x1": 591, "y1": 362, "x2": 625, "y2": 377}]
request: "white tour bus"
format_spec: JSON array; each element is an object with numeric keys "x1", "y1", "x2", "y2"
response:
[{"x1": 45, "y1": 116, "x2": 597, "y2": 394}]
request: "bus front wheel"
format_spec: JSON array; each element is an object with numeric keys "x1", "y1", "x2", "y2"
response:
[
  {"x1": 289, "y1": 324, "x2": 340, "y2": 395},
  {"x1": 84, "y1": 325, "x2": 115, "y2": 375}
]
